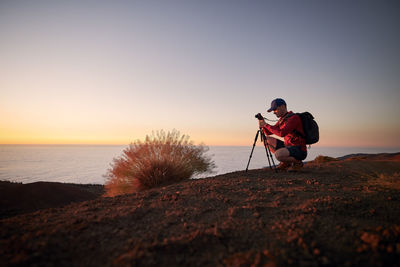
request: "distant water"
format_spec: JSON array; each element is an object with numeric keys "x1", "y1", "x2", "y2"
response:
[{"x1": 0, "y1": 145, "x2": 399, "y2": 184}]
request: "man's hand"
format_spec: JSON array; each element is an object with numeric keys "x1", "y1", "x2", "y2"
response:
[{"x1": 259, "y1": 120, "x2": 267, "y2": 128}]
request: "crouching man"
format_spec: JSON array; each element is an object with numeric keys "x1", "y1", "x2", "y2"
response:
[{"x1": 258, "y1": 98, "x2": 307, "y2": 171}]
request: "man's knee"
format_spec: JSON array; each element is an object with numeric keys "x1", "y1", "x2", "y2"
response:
[{"x1": 275, "y1": 148, "x2": 290, "y2": 161}]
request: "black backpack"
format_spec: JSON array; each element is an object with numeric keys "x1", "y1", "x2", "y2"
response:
[{"x1": 287, "y1": 112, "x2": 319, "y2": 145}]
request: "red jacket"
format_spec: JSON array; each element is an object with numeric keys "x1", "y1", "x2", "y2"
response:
[{"x1": 262, "y1": 111, "x2": 307, "y2": 151}]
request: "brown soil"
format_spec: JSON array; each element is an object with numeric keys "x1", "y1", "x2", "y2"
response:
[{"x1": 1, "y1": 153, "x2": 400, "y2": 266}]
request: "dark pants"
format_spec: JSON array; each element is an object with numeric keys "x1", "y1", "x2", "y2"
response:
[{"x1": 275, "y1": 140, "x2": 307, "y2": 161}]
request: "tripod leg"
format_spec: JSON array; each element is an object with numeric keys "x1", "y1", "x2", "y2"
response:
[
  {"x1": 265, "y1": 142, "x2": 277, "y2": 173},
  {"x1": 245, "y1": 130, "x2": 260, "y2": 172},
  {"x1": 260, "y1": 130, "x2": 277, "y2": 173},
  {"x1": 263, "y1": 142, "x2": 273, "y2": 170}
]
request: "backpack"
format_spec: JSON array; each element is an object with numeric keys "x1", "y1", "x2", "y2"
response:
[{"x1": 286, "y1": 112, "x2": 319, "y2": 145}]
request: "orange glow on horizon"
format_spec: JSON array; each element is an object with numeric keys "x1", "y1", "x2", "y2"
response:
[{"x1": 1, "y1": 121, "x2": 399, "y2": 147}]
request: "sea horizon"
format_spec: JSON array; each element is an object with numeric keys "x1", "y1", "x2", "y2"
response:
[
  {"x1": 1, "y1": 145, "x2": 399, "y2": 185},
  {"x1": 1, "y1": 143, "x2": 399, "y2": 148}
]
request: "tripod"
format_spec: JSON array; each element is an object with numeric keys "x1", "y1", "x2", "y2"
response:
[{"x1": 245, "y1": 129, "x2": 277, "y2": 172}]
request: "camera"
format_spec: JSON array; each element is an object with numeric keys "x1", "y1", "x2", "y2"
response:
[{"x1": 255, "y1": 113, "x2": 264, "y2": 120}]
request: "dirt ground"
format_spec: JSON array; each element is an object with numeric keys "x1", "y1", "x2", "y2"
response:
[
  {"x1": 0, "y1": 181, "x2": 104, "y2": 219},
  {"x1": 1, "y1": 153, "x2": 400, "y2": 266}
]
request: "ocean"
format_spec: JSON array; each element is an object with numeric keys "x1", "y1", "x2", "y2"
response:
[{"x1": 0, "y1": 145, "x2": 399, "y2": 185}]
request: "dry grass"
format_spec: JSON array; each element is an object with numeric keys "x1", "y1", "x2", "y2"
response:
[
  {"x1": 313, "y1": 155, "x2": 338, "y2": 163},
  {"x1": 306, "y1": 155, "x2": 338, "y2": 168},
  {"x1": 104, "y1": 130, "x2": 215, "y2": 197},
  {"x1": 368, "y1": 172, "x2": 400, "y2": 190}
]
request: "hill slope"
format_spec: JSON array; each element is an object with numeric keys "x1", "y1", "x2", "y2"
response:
[{"x1": 1, "y1": 153, "x2": 400, "y2": 266}]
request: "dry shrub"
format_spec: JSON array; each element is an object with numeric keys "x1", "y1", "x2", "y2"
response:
[
  {"x1": 104, "y1": 130, "x2": 215, "y2": 197},
  {"x1": 313, "y1": 155, "x2": 338, "y2": 164},
  {"x1": 307, "y1": 155, "x2": 339, "y2": 168}
]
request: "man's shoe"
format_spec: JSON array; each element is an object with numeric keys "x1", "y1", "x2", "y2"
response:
[
  {"x1": 276, "y1": 162, "x2": 291, "y2": 171},
  {"x1": 288, "y1": 161, "x2": 304, "y2": 172}
]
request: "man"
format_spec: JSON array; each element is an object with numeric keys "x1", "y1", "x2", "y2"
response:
[{"x1": 258, "y1": 98, "x2": 307, "y2": 171}]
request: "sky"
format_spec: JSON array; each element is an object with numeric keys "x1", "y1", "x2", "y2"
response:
[{"x1": 1, "y1": 0, "x2": 399, "y2": 147}]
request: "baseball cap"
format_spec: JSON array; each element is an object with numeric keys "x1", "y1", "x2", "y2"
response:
[{"x1": 267, "y1": 98, "x2": 286, "y2": 112}]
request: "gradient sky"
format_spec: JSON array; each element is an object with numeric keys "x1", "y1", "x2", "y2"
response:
[{"x1": 1, "y1": 0, "x2": 399, "y2": 147}]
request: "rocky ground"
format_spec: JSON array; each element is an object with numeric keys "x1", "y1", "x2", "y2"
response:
[{"x1": 1, "y1": 153, "x2": 400, "y2": 266}]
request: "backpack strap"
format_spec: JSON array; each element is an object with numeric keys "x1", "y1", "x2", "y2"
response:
[
  {"x1": 280, "y1": 112, "x2": 293, "y2": 125},
  {"x1": 282, "y1": 113, "x2": 306, "y2": 139}
]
